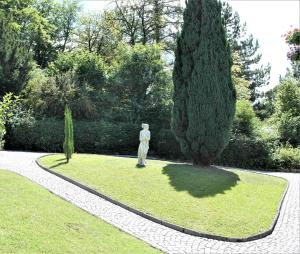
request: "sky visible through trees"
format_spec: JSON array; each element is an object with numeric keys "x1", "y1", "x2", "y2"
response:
[{"x1": 79, "y1": 0, "x2": 300, "y2": 90}]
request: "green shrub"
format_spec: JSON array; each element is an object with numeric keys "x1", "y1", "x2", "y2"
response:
[
  {"x1": 271, "y1": 145, "x2": 300, "y2": 171},
  {"x1": 215, "y1": 100, "x2": 276, "y2": 170},
  {"x1": 273, "y1": 77, "x2": 300, "y2": 147},
  {"x1": 0, "y1": 93, "x2": 19, "y2": 149},
  {"x1": 216, "y1": 134, "x2": 271, "y2": 169},
  {"x1": 5, "y1": 118, "x2": 300, "y2": 172},
  {"x1": 5, "y1": 119, "x2": 181, "y2": 158},
  {"x1": 153, "y1": 128, "x2": 183, "y2": 159},
  {"x1": 73, "y1": 121, "x2": 140, "y2": 154},
  {"x1": 5, "y1": 119, "x2": 64, "y2": 152},
  {"x1": 233, "y1": 100, "x2": 259, "y2": 137},
  {"x1": 277, "y1": 113, "x2": 300, "y2": 147},
  {"x1": 5, "y1": 119, "x2": 140, "y2": 154}
]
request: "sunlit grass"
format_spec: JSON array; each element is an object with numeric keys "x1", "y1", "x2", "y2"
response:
[
  {"x1": 39, "y1": 154, "x2": 287, "y2": 238},
  {"x1": 0, "y1": 169, "x2": 160, "y2": 254}
]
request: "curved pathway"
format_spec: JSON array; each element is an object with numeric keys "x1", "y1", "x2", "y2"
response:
[{"x1": 1, "y1": 151, "x2": 299, "y2": 254}]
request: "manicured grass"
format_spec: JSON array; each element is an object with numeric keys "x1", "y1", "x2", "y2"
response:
[
  {"x1": 0, "y1": 169, "x2": 160, "y2": 254},
  {"x1": 39, "y1": 154, "x2": 287, "y2": 238}
]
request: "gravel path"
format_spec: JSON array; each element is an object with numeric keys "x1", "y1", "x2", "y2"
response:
[{"x1": 1, "y1": 151, "x2": 299, "y2": 254}]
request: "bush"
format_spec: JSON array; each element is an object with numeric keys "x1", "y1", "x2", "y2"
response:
[
  {"x1": 153, "y1": 128, "x2": 183, "y2": 159},
  {"x1": 74, "y1": 121, "x2": 140, "y2": 154},
  {"x1": 273, "y1": 77, "x2": 300, "y2": 147},
  {"x1": 5, "y1": 119, "x2": 183, "y2": 159},
  {"x1": 233, "y1": 100, "x2": 259, "y2": 137},
  {"x1": 216, "y1": 100, "x2": 271, "y2": 170},
  {"x1": 277, "y1": 113, "x2": 300, "y2": 147},
  {"x1": 5, "y1": 119, "x2": 64, "y2": 152},
  {"x1": 5, "y1": 119, "x2": 140, "y2": 154},
  {"x1": 0, "y1": 93, "x2": 20, "y2": 149},
  {"x1": 5, "y1": 118, "x2": 300, "y2": 172},
  {"x1": 216, "y1": 134, "x2": 271, "y2": 169},
  {"x1": 271, "y1": 145, "x2": 300, "y2": 172},
  {"x1": 47, "y1": 50, "x2": 107, "y2": 89}
]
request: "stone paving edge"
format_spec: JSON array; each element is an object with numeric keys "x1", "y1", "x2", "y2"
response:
[{"x1": 36, "y1": 154, "x2": 290, "y2": 243}]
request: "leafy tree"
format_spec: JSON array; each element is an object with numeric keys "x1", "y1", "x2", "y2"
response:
[
  {"x1": 76, "y1": 11, "x2": 122, "y2": 60},
  {"x1": 63, "y1": 105, "x2": 74, "y2": 162},
  {"x1": 254, "y1": 88, "x2": 276, "y2": 120},
  {"x1": 239, "y1": 35, "x2": 271, "y2": 102},
  {"x1": 32, "y1": 0, "x2": 60, "y2": 67},
  {"x1": 0, "y1": 93, "x2": 19, "y2": 148},
  {"x1": 231, "y1": 52, "x2": 250, "y2": 100},
  {"x1": 149, "y1": 0, "x2": 183, "y2": 51},
  {"x1": 31, "y1": 0, "x2": 79, "y2": 66},
  {"x1": 274, "y1": 77, "x2": 300, "y2": 146},
  {"x1": 23, "y1": 51, "x2": 109, "y2": 120},
  {"x1": 0, "y1": 18, "x2": 33, "y2": 96},
  {"x1": 48, "y1": 50, "x2": 109, "y2": 120},
  {"x1": 47, "y1": 50, "x2": 107, "y2": 89},
  {"x1": 221, "y1": 1, "x2": 241, "y2": 49},
  {"x1": 0, "y1": 0, "x2": 55, "y2": 67},
  {"x1": 172, "y1": 0, "x2": 236, "y2": 165},
  {"x1": 113, "y1": 0, "x2": 182, "y2": 51},
  {"x1": 111, "y1": 43, "x2": 172, "y2": 126},
  {"x1": 22, "y1": 68, "x2": 76, "y2": 118},
  {"x1": 221, "y1": 2, "x2": 271, "y2": 102},
  {"x1": 275, "y1": 78, "x2": 300, "y2": 117},
  {"x1": 283, "y1": 28, "x2": 300, "y2": 78},
  {"x1": 233, "y1": 100, "x2": 258, "y2": 137},
  {"x1": 56, "y1": 0, "x2": 79, "y2": 52}
]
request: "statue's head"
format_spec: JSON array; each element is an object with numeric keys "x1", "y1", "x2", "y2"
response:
[{"x1": 142, "y1": 123, "x2": 149, "y2": 130}]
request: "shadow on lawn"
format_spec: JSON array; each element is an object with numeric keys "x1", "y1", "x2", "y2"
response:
[
  {"x1": 54, "y1": 158, "x2": 66, "y2": 162},
  {"x1": 49, "y1": 160, "x2": 68, "y2": 168},
  {"x1": 162, "y1": 164, "x2": 240, "y2": 198}
]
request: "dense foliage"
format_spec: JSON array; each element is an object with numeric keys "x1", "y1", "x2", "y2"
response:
[
  {"x1": 0, "y1": 18, "x2": 33, "y2": 96},
  {"x1": 5, "y1": 119, "x2": 140, "y2": 154},
  {"x1": 233, "y1": 100, "x2": 258, "y2": 137},
  {"x1": 284, "y1": 28, "x2": 300, "y2": 78},
  {"x1": 221, "y1": 2, "x2": 271, "y2": 102},
  {"x1": 1, "y1": 0, "x2": 298, "y2": 171},
  {"x1": 273, "y1": 77, "x2": 300, "y2": 147},
  {"x1": 172, "y1": 0, "x2": 236, "y2": 165},
  {"x1": 0, "y1": 93, "x2": 18, "y2": 148}
]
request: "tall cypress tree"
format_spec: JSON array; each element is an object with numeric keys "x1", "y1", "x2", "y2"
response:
[
  {"x1": 63, "y1": 105, "x2": 74, "y2": 163},
  {"x1": 172, "y1": 0, "x2": 236, "y2": 166}
]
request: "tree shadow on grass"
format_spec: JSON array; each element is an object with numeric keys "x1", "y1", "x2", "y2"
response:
[
  {"x1": 54, "y1": 158, "x2": 66, "y2": 162},
  {"x1": 49, "y1": 161, "x2": 68, "y2": 169},
  {"x1": 162, "y1": 164, "x2": 240, "y2": 198}
]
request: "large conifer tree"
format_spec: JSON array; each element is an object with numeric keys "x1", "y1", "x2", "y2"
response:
[{"x1": 172, "y1": 0, "x2": 236, "y2": 165}]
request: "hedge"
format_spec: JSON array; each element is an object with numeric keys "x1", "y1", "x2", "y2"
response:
[
  {"x1": 152, "y1": 128, "x2": 183, "y2": 159},
  {"x1": 271, "y1": 146, "x2": 300, "y2": 172},
  {"x1": 5, "y1": 120, "x2": 299, "y2": 172},
  {"x1": 216, "y1": 134, "x2": 271, "y2": 170},
  {"x1": 5, "y1": 119, "x2": 140, "y2": 154}
]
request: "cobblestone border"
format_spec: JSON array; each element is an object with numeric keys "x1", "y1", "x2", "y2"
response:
[{"x1": 36, "y1": 154, "x2": 289, "y2": 242}]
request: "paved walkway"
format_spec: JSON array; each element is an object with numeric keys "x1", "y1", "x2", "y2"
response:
[{"x1": 0, "y1": 151, "x2": 299, "y2": 254}]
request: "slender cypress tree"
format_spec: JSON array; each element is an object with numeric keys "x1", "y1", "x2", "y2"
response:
[
  {"x1": 63, "y1": 105, "x2": 74, "y2": 163},
  {"x1": 172, "y1": 0, "x2": 236, "y2": 166}
]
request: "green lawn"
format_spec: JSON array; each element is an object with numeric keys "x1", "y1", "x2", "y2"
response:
[
  {"x1": 39, "y1": 154, "x2": 287, "y2": 239},
  {"x1": 0, "y1": 169, "x2": 160, "y2": 254}
]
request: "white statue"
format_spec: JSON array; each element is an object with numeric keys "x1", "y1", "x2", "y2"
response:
[{"x1": 137, "y1": 123, "x2": 151, "y2": 167}]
